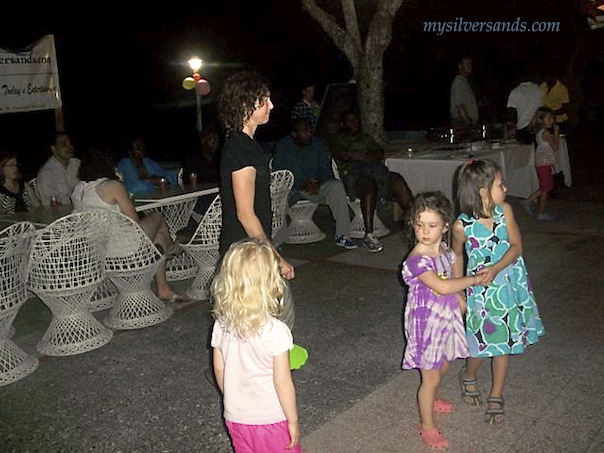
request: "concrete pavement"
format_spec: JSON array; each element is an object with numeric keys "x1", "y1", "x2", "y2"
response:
[{"x1": 2, "y1": 182, "x2": 603, "y2": 453}]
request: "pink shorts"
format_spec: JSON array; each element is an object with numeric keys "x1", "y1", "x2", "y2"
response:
[
  {"x1": 536, "y1": 165, "x2": 554, "y2": 193},
  {"x1": 226, "y1": 420, "x2": 302, "y2": 453}
]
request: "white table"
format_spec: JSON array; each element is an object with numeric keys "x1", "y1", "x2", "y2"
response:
[
  {"x1": 135, "y1": 185, "x2": 219, "y2": 239},
  {"x1": 385, "y1": 140, "x2": 571, "y2": 201},
  {"x1": 0, "y1": 205, "x2": 73, "y2": 229}
]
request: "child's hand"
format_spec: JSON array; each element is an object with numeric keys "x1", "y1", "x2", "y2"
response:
[
  {"x1": 457, "y1": 293, "x2": 467, "y2": 314},
  {"x1": 476, "y1": 267, "x2": 497, "y2": 286},
  {"x1": 286, "y1": 420, "x2": 300, "y2": 449}
]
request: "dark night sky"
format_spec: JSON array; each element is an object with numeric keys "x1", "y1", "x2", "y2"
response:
[{"x1": 0, "y1": 0, "x2": 590, "y2": 171}]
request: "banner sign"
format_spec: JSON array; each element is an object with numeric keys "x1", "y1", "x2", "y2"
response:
[{"x1": 0, "y1": 34, "x2": 62, "y2": 114}]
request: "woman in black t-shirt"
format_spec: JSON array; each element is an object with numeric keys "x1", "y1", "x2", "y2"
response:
[
  {"x1": 0, "y1": 152, "x2": 41, "y2": 214},
  {"x1": 218, "y1": 71, "x2": 295, "y2": 280}
]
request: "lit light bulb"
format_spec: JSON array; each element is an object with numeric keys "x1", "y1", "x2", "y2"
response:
[{"x1": 188, "y1": 57, "x2": 203, "y2": 71}]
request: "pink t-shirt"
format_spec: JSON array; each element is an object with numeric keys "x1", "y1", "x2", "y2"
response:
[{"x1": 211, "y1": 317, "x2": 293, "y2": 425}]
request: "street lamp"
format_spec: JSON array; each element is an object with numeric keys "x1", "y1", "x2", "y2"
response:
[
  {"x1": 182, "y1": 56, "x2": 211, "y2": 133},
  {"x1": 188, "y1": 57, "x2": 202, "y2": 72}
]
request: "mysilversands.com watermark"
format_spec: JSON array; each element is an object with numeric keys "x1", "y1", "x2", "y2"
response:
[{"x1": 424, "y1": 17, "x2": 560, "y2": 35}]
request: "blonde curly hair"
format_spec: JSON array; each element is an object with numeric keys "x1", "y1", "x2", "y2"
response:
[{"x1": 211, "y1": 239, "x2": 285, "y2": 339}]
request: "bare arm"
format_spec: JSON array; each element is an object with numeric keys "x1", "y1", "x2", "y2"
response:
[
  {"x1": 452, "y1": 220, "x2": 466, "y2": 279},
  {"x1": 456, "y1": 104, "x2": 472, "y2": 125},
  {"x1": 542, "y1": 128, "x2": 560, "y2": 152},
  {"x1": 24, "y1": 182, "x2": 41, "y2": 209},
  {"x1": 417, "y1": 269, "x2": 483, "y2": 295},
  {"x1": 100, "y1": 180, "x2": 140, "y2": 222},
  {"x1": 476, "y1": 202, "x2": 523, "y2": 284},
  {"x1": 212, "y1": 348, "x2": 224, "y2": 393},
  {"x1": 330, "y1": 143, "x2": 365, "y2": 162},
  {"x1": 273, "y1": 351, "x2": 300, "y2": 449},
  {"x1": 232, "y1": 167, "x2": 295, "y2": 280},
  {"x1": 232, "y1": 167, "x2": 268, "y2": 240}
]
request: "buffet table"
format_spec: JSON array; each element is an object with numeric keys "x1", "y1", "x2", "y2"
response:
[{"x1": 385, "y1": 139, "x2": 571, "y2": 202}]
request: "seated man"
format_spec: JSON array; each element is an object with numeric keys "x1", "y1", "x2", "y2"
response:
[
  {"x1": 37, "y1": 132, "x2": 80, "y2": 206},
  {"x1": 328, "y1": 111, "x2": 413, "y2": 252},
  {"x1": 273, "y1": 118, "x2": 357, "y2": 249},
  {"x1": 117, "y1": 136, "x2": 178, "y2": 194},
  {"x1": 183, "y1": 126, "x2": 222, "y2": 216}
]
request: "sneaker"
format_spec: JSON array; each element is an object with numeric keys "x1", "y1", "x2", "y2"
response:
[
  {"x1": 363, "y1": 233, "x2": 384, "y2": 253},
  {"x1": 536, "y1": 212, "x2": 555, "y2": 221},
  {"x1": 335, "y1": 235, "x2": 358, "y2": 250},
  {"x1": 519, "y1": 199, "x2": 534, "y2": 217}
]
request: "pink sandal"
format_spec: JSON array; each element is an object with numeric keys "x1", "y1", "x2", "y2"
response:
[
  {"x1": 419, "y1": 426, "x2": 449, "y2": 450},
  {"x1": 433, "y1": 397, "x2": 454, "y2": 413}
]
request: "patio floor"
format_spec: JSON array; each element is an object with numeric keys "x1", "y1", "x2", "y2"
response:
[{"x1": 2, "y1": 152, "x2": 604, "y2": 452}]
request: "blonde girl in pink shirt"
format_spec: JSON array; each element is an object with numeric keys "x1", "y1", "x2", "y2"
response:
[{"x1": 211, "y1": 239, "x2": 301, "y2": 452}]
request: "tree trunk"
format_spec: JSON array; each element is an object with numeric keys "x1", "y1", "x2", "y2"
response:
[
  {"x1": 356, "y1": 58, "x2": 386, "y2": 145},
  {"x1": 301, "y1": 0, "x2": 402, "y2": 145}
]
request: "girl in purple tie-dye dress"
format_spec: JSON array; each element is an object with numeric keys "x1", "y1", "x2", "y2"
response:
[{"x1": 401, "y1": 192, "x2": 487, "y2": 451}]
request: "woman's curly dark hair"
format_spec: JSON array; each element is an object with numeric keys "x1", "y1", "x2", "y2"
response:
[
  {"x1": 78, "y1": 144, "x2": 119, "y2": 183},
  {"x1": 218, "y1": 71, "x2": 270, "y2": 135}
]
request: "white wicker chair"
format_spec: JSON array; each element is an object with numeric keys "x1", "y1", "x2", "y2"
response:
[
  {"x1": 270, "y1": 170, "x2": 294, "y2": 240},
  {"x1": 136, "y1": 198, "x2": 199, "y2": 281},
  {"x1": 28, "y1": 212, "x2": 114, "y2": 356},
  {"x1": 0, "y1": 222, "x2": 37, "y2": 386},
  {"x1": 182, "y1": 195, "x2": 221, "y2": 300},
  {"x1": 102, "y1": 210, "x2": 173, "y2": 330},
  {"x1": 286, "y1": 200, "x2": 326, "y2": 244},
  {"x1": 88, "y1": 278, "x2": 118, "y2": 313},
  {"x1": 331, "y1": 159, "x2": 389, "y2": 239}
]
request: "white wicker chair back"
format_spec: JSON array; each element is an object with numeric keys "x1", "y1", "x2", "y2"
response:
[
  {"x1": 0, "y1": 222, "x2": 38, "y2": 385},
  {"x1": 270, "y1": 170, "x2": 294, "y2": 238}
]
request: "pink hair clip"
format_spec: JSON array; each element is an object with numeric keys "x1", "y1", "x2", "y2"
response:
[{"x1": 467, "y1": 158, "x2": 474, "y2": 164}]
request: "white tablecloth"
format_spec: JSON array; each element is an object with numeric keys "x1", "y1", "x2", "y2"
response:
[{"x1": 385, "y1": 140, "x2": 571, "y2": 201}]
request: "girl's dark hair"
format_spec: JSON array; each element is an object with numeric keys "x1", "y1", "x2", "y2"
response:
[
  {"x1": 218, "y1": 71, "x2": 270, "y2": 135},
  {"x1": 456, "y1": 159, "x2": 501, "y2": 218},
  {"x1": 78, "y1": 144, "x2": 118, "y2": 182},
  {"x1": 408, "y1": 192, "x2": 453, "y2": 242}
]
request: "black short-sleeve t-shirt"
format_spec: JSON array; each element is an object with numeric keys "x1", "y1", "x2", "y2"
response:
[{"x1": 219, "y1": 131, "x2": 272, "y2": 252}]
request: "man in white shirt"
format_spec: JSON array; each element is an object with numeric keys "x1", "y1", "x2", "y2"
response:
[
  {"x1": 37, "y1": 132, "x2": 80, "y2": 206},
  {"x1": 450, "y1": 57, "x2": 479, "y2": 126},
  {"x1": 506, "y1": 76, "x2": 544, "y2": 144}
]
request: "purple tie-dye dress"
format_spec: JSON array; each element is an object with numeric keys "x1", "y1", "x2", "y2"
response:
[{"x1": 401, "y1": 246, "x2": 469, "y2": 370}]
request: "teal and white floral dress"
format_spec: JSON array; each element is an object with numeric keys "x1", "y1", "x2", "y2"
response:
[{"x1": 458, "y1": 204, "x2": 545, "y2": 357}]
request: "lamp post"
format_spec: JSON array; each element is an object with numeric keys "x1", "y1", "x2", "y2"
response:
[{"x1": 182, "y1": 57, "x2": 211, "y2": 133}]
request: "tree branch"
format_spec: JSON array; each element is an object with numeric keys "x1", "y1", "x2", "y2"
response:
[
  {"x1": 341, "y1": 0, "x2": 363, "y2": 52},
  {"x1": 365, "y1": 0, "x2": 403, "y2": 62},
  {"x1": 301, "y1": 0, "x2": 360, "y2": 67}
]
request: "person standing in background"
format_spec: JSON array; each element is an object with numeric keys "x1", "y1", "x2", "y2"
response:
[
  {"x1": 291, "y1": 79, "x2": 321, "y2": 132},
  {"x1": 540, "y1": 71, "x2": 570, "y2": 134},
  {"x1": 450, "y1": 56, "x2": 479, "y2": 127}
]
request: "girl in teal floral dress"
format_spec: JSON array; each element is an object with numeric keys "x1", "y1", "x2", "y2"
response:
[{"x1": 452, "y1": 159, "x2": 545, "y2": 424}]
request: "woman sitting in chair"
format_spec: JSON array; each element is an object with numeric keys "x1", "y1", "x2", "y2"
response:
[
  {"x1": 0, "y1": 151, "x2": 41, "y2": 214},
  {"x1": 71, "y1": 144, "x2": 187, "y2": 303}
]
